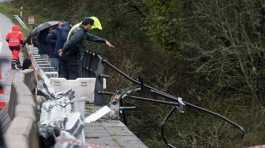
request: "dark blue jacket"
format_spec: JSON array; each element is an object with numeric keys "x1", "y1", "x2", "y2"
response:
[
  {"x1": 38, "y1": 32, "x2": 49, "y2": 55},
  {"x1": 46, "y1": 30, "x2": 57, "y2": 58},
  {"x1": 55, "y1": 22, "x2": 70, "y2": 52},
  {"x1": 46, "y1": 22, "x2": 70, "y2": 58}
]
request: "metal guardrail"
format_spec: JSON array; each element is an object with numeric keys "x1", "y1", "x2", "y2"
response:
[
  {"x1": 29, "y1": 47, "x2": 58, "y2": 79},
  {"x1": 81, "y1": 51, "x2": 107, "y2": 105},
  {"x1": 27, "y1": 45, "x2": 107, "y2": 105},
  {"x1": 26, "y1": 46, "x2": 95, "y2": 148}
]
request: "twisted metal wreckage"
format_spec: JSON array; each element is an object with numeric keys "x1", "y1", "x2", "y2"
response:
[{"x1": 34, "y1": 47, "x2": 246, "y2": 148}]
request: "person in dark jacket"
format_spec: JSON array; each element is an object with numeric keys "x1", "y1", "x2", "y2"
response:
[
  {"x1": 46, "y1": 27, "x2": 58, "y2": 70},
  {"x1": 59, "y1": 17, "x2": 114, "y2": 79},
  {"x1": 38, "y1": 31, "x2": 49, "y2": 57},
  {"x1": 55, "y1": 22, "x2": 71, "y2": 76},
  {"x1": 22, "y1": 57, "x2": 32, "y2": 70}
]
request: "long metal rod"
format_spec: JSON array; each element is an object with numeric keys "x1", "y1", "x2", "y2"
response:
[
  {"x1": 184, "y1": 102, "x2": 246, "y2": 135},
  {"x1": 103, "y1": 59, "x2": 183, "y2": 99},
  {"x1": 98, "y1": 64, "x2": 246, "y2": 135},
  {"x1": 101, "y1": 89, "x2": 246, "y2": 146},
  {"x1": 134, "y1": 95, "x2": 245, "y2": 135},
  {"x1": 161, "y1": 107, "x2": 177, "y2": 148},
  {"x1": 102, "y1": 60, "x2": 246, "y2": 133},
  {"x1": 98, "y1": 91, "x2": 179, "y2": 106},
  {"x1": 103, "y1": 59, "x2": 193, "y2": 102}
]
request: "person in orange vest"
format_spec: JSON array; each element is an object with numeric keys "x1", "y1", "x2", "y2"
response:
[{"x1": 6, "y1": 25, "x2": 24, "y2": 69}]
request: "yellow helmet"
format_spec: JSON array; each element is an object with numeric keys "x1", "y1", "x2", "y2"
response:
[{"x1": 90, "y1": 16, "x2": 103, "y2": 30}]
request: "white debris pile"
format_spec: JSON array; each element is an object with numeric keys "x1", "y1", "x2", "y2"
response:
[{"x1": 39, "y1": 89, "x2": 85, "y2": 148}]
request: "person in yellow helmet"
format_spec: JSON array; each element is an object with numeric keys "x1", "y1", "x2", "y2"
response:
[
  {"x1": 67, "y1": 16, "x2": 102, "y2": 41},
  {"x1": 59, "y1": 17, "x2": 114, "y2": 79}
]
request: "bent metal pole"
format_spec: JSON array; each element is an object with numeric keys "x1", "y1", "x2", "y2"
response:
[{"x1": 101, "y1": 58, "x2": 246, "y2": 136}]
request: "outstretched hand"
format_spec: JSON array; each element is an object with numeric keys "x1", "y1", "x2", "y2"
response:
[
  {"x1": 58, "y1": 49, "x2": 63, "y2": 57},
  {"x1": 105, "y1": 40, "x2": 115, "y2": 48}
]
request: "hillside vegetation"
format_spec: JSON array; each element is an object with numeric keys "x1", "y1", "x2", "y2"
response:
[{"x1": 4, "y1": 0, "x2": 265, "y2": 147}]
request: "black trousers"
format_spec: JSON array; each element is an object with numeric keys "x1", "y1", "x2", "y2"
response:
[{"x1": 59, "y1": 56, "x2": 81, "y2": 80}]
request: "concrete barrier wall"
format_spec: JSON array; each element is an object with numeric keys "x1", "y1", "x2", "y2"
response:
[
  {"x1": 23, "y1": 69, "x2": 37, "y2": 94},
  {"x1": 4, "y1": 70, "x2": 39, "y2": 148}
]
